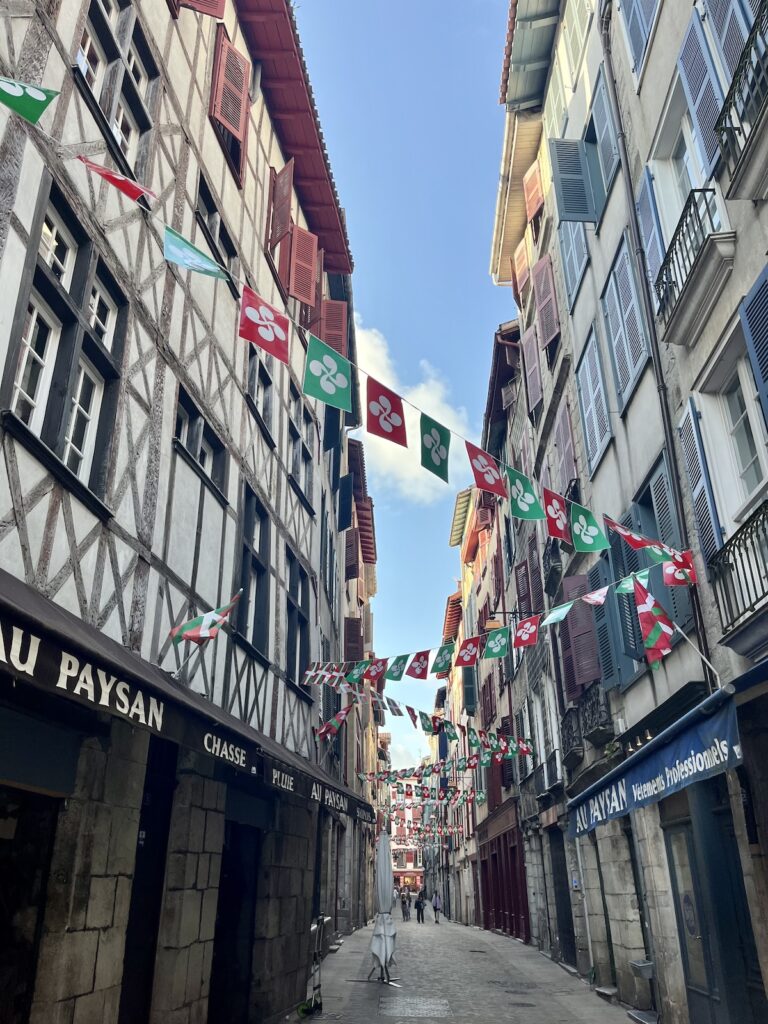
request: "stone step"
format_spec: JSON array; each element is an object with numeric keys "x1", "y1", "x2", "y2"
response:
[
  {"x1": 595, "y1": 985, "x2": 618, "y2": 1003},
  {"x1": 327, "y1": 943, "x2": 342, "y2": 954},
  {"x1": 627, "y1": 1011, "x2": 659, "y2": 1024}
]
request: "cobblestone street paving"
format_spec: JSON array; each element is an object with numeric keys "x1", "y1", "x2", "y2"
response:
[{"x1": 317, "y1": 908, "x2": 632, "y2": 1024}]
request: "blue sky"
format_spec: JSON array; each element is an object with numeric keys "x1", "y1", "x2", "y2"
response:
[{"x1": 294, "y1": 0, "x2": 513, "y2": 767}]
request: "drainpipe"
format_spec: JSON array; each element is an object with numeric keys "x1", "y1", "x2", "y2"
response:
[
  {"x1": 599, "y1": 2, "x2": 715, "y2": 692},
  {"x1": 575, "y1": 835, "x2": 596, "y2": 979}
]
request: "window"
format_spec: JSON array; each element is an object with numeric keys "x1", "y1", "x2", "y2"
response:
[
  {"x1": 76, "y1": 22, "x2": 105, "y2": 93},
  {"x1": 111, "y1": 98, "x2": 138, "y2": 164},
  {"x1": 239, "y1": 484, "x2": 270, "y2": 654},
  {"x1": 12, "y1": 297, "x2": 60, "y2": 433},
  {"x1": 723, "y1": 370, "x2": 764, "y2": 496},
  {"x1": 558, "y1": 219, "x2": 588, "y2": 306},
  {"x1": 576, "y1": 329, "x2": 611, "y2": 472},
  {"x1": 620, "y1": 0, "x2": 660, "y2": 74},
  {"x1": 88, "y1": 278, "x2": 118, "y2": 350},
  {"x1": 286, "y1": 547, "x2": 310, "y2": 686},
  {"x1": 174, "y1": 388, "x2": 227, "y2": 492},
  {"x1": 195, "y1": 175, "x2": 238, "y2": 278},
  {"x1": 289, "y1": 386, "x2": 314, "y2": 503},
  {"x1": 543, "y1": 56, "x2": 567, "y2": 142},
  {"x1": 562, "y1": 0, "x2": 593, "y2": 85},
  {"x1": 247, "y1": 348, "x2": 273, "y2": 432},
  {"x1": 63, "y1": 357, "x2": 104, "y2": 478},
  {"x1": 601, "y1": 237, "x2": 649, "y2": 408},
  {"x1": 209, "y1": 25, "x2": 251, "y2": 186},
  {"x1": 127, "y1": 42, "x2": 149, "y2": 102},
  {"x1": 39, "y1": 209, "x2": 76, "y2": 288}
]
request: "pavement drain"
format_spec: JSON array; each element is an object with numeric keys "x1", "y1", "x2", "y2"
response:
[{"x1": 379, "y1": 996, "x2": 452, "y2": 1017}]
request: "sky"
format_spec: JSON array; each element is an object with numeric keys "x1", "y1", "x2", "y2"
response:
[{"x1": 293, "y1": 0, "x2": 514, "y2": 768}]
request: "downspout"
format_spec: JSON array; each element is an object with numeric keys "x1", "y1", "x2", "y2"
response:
[{"x1": 599, "y1": 2, "x2": 715, "y2": 692}]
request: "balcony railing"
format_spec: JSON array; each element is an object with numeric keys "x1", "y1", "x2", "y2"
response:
[
  {"x1": 546, "y1": 749, "x2": 562, "y2": 791},
  {"x1": 561, "y1": 707, "x2": 584, "y2": 770},
  {"x1": 655, "y1": 190, "x2": 719, "y2": 322},
  {"x1": 716, "y1": 0, "x2": 768, "y2": 178},
  {"x1": 533, "y1": 762, "x2": 546, "y2": 798},
  {"x1": 709, "y1": 499, "x2": 768, "y2": 634},
  {"x1": 581, "y1": 682, "x2": 614, "y2": 746}
]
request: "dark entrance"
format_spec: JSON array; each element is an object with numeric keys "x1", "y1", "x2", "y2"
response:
[
  {"x1": 548, "y1": 826, "x2": 576, "y2": 966},
  {"x1": 0, "y1": 784, "x2": 58, "y2": 1024},
  {"x1": 208, "y1": 820, "x2": 261, "y2": 1023},
  {"x1": 118, "y1": 737, "x2": 177, "y2": 1024}
]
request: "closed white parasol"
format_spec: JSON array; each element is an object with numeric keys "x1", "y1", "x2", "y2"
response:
[{"x1": 369, "y1": 829, "x2": 397, "y2": 977}]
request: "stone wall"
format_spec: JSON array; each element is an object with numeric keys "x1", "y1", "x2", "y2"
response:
[
  {"x1": 523, "y1": 831, "x2": 549, "y2": 952},
  {"x1": 29, "y1": 720, "x2": 148, "y2": 1024}
]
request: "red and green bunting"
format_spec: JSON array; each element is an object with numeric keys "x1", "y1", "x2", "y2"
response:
[{"x1": 170, "y1": 591, "x2": 241, "y2": 646}]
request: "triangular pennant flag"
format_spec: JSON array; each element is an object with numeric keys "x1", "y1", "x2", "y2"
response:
[
  {"x1": 541, "y1": 602, "x2": 574, "y2": 626},
  {"x1": 0, "y1": 76, "x2": 58, "y2": 124},
  {"x1": 346, "y1": 660, "x2": 369, "y2": 682},
  {"x1": 513, "y1": 614, "x2": 541, "y2": 648},
  {"x1": 543, "y1": 487, "x2": 572, "y2": 542},
  {"x1": 317, "y1": 703, "x2": 354, "y2": 740},
  {"x1": 239, "y1": 286, "x2": 290, "y2": 363},
  {"x1": 465, "y1": 440, "x2": 507, "y2": 497},
  {"x1": 444, "y1": 720, "x2": 459, "y2": 742},
  {"x1": 615, "y1": 568, "x2": 651, "y2": 594},
  {"x1": 303, "y1": 334, "x2": 353, "y2": 413},
  {"x1": 164, "y1": 226, "x2": 228, "y2": 279},
  {"x1": 364, "y1": 658, "x2": 388, "y2": 684},
  {"x1": 569, "y1": 501, "x2": 610, "y2": 552},
  {"x1": 507, "y1": 467, "x2": 545, "y2": 520},
  {"x1": 406, "y1": 651, "x2": 431, "y2": 680},
  {"x1": 420, "y1": 413, "x2": 451, "y2": 483},
  {"x1": 604, "y1": 516, "x2": 668, "y2": 554},
  {"x1": 456, "y1": 635, "x2": 482, "y2": 666},
  {"x1": 581, "y1": 586, "x2": 609, "y2": 606},
  {"x1": 385, "y1": 654, "x2": 409, "y2": 681},
  {"x1": 467, "y1": 727, "x2": 481, "y2": 749},
  {"x1": 634, "y1": 577, "x2": 675, "y2": 669},
  {"x1": 483, "y1": 626, "x2": 510, "y2": 659},
  {"x1": 406, "y1": 706, "x2": 419, "y2": 728},
  {"x1": 430, "y1": 643, "x2": 455, "y2": 675},
  {"x1": 77, "y1": 156, "x2": 157, "y2": 202},
  {"x1": 170, "y1": 591, "x2": 241, "y2": 646},
  {"x1": 366, "y1": 376, "x2": 407, "y2": 447}
]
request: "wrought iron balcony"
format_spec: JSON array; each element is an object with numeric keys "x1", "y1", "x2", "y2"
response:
[
  {"x1": 581, "y1": 682, "x2": 614, "y2": 746},
  {"x1": 533, "y1": 762, "x2": 546, "y2": 798},
  {"x1": 561, "y1": 707, "x2": 584, "y2": 770},
  {"x1": 716, "y1": 0, "x2": 768, "y2": 197},
  {"x1": 546, "y1": 749, "x2": 562, "y2": 791},
  {"x1": 655, "y1": 190, "x2": 720, "y2": 323},
  {"x1": 709, "y1": 499, "x2": 768, "y2": 659}
]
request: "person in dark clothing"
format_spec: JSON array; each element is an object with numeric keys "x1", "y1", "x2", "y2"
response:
[
  {"x1": 415, "y1": 893, "x2": 425, "y2": 923},
  {"x1": 432, "y1": 891, "x2": 442, "y2": 923}
]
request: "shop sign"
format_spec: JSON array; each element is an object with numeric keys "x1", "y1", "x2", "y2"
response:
[
  {"x1": 569, "y1": 700, "x2": 742, "y2": 838},
  {"x1": 265, "y1": 757, "x2": 375, "y2": 822}
]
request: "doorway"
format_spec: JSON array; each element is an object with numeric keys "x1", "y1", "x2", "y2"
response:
[{"x1": 548, "y1": 826, "x2": 576, "y2": 966}]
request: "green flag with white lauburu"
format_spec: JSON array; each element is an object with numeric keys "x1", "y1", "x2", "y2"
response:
[
  {"x1": 0, "y1": 76, "x2": 59, "y2": 125},
  {"x1": 569, "y1": 501, "x2": 610, "y2": 553},
  {"x1": 420, "y1": 413, "x2": 451, "y2": 483},
  {"x1": 164, "y1": 226, "x2": 228, "y2": 279},
  {"x1": 443, "y1": 720, "x2": 459, "y2": 742},
  {"x1": 302, "y1": 334, "x2": 353, "y2": 414},
  {"x1": 507, "y1": 467, "x2": 546, "y2": 520},
  {"x1": 419, "y1": 711, "x2": 434, "y2": 733},
  {"x1": 385, "y1": 654, "x2": 409, "y2": 681},
  {"x1": 346, "y1": 660, "x2": 369, "y2": 683},
  {"x1": 430, "y1": 642, "x2": 455, "y2": 675},
  {"x1": 615, "y1": 568, "x2": 651, "y2": 594},
  {"x1": 483, "y1": 626, "x2": 510, "y2": 659},
  {"x1": 467, "y1": 727, "x2": 481, "y2": 749}
]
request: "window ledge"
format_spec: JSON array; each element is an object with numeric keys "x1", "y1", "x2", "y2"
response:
[
  {"x1": 245, "y1": 394, "x2": 277, "y2": 450},
  {"x1": 230, "y1": 629, "x2": 271, "y2": 669},
  {"x1": 194, "y1": 211, "x2": 240, "y2": 301},
  {"x1": 172, "y1": 438, "x2": 229, "y2": 507},
  {"x1": 285, "y1": 675, "x2": 314, "y2": 705},
  {"x1": 288, "y1": 473, "x2": 316, "y2": 517},
  {"x1": 657, "y1": 232, "x2": 737, "y2": 349},
  {"x1": 1, "y1": 411, "x2": 114, "y2": 521}
]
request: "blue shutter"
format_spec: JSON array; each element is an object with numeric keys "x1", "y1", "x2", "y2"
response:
[
  {"x1": 559, "y1": 222, "x2": 576, "y2": 301},
  {"x1": 622, "y1": 0, "x2": 649, "y2": 70},
  {"x1": 678, "y1": 12, "x2": 726, "y2": 176},
  {"x1": 614, "y1": 242, "x2": 649, "y2": 393},
  {"x1": 587, "y1": 557, "x2": 623, "y2": 690},
  {"x1": 636, "y1": 167, "x2": 665, "y2": 299},
  {"x1": 462, "y1": 665, "x2": 477, "y2": 715},
  {"x1": 609, "y1": 506, "x2": 646, "y2": 661},
  {"x1": 549, "y1": 139, "x2": 598, "y2": 223},
  {"x1": 702, "y1": 0, "x2": 751, "y2": 78},
  {"x1": 678, "y1": 397, "x2": 724, "y2": 564},
  {"x1": 647, "y1": 456, "x2": 693, "y2": 628},
  {"x1": 739, "y1": 264, "x2": 768, "y2": 431},
  {"x1": 592, "y1": 75, "x2": 619, "y2": 185}
]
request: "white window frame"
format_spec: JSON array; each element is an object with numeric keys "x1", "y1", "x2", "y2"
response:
[
  {"x1": 76, "y1": 21, "x2": 106, "y2": 95},
  {"x1": 12, "y1": 295, "x2": 61, "y2": 436},
  {"x1": 63, "y1": 356, "x2": 105, "y2": 482},
  {"x1": 618, "y1": 0, "x2": 662, "y2": 84},
  {"x1": 88, "y1": 278, "x2": 118, "y2": 350},
  {"x1": 98, "y1": 0, "x2": 119, "y2": 27},
  {"x1": 562, "y1": 0, "x2": 593, "y2": 89},
  {"x1": 719, "y1": 359, "x2": 768, "y2": 510},
  {"x1": 127, "y1": 42, "x2": 149, "y2": 102},
  {"x1": 39, "y1": 208, "x2": 77, "y2": 290},
  {"x1": 112, "y1": 98, "x2": 139, "y2": 165},
  {"x1": 577, "y1": 328, "x2": 612, "y2": 474}
]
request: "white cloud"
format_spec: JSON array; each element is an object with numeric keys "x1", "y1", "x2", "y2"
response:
[{"x1": 353, "y1": 315, "x2": 475, "y2": 505}]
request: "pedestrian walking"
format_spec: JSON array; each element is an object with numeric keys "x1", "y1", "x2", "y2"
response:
[
  {"x1": 415, "y1": 893, "x2": 425, "y2": 923},
  {"x1": 400, "y1": 890, "x2": 410, "y2": 921},
  {"x1": 432, "y1": 891, "x2": 442, "y2": 923}
]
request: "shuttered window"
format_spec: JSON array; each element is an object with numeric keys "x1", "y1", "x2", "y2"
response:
[
  {"x1": 528, "y1": 531, "x2": 544, "y2": 616},
  {"x1": 345, "y1": 527, "x2": 360, "y2": 581},
  {"x1": 647, "y1": 457, "x2": 693, "y2": 629},
  {"x1": 521, "y1": 325, "x2": 543, "y2": 413},
  {"x1": 559, "y1": 219, "x2": 588, "y2": 305},
  {"x1": 562, "y1": 0, "x2": 593, "y2": 84},
  {"x1": 592, "y1": 74, "x2": 619, "y2": 188},
  {"x1": 321, "y1": 299, "x2": 348, "y2": 356},
  {"x1": 514, "y1": 238, "x2": 530, "y2": 294},
  {"x1": 702, "y1": 0, "x2": 752, "y2": 82},
  {"x1": 500, "y1": 716, "x2": 515, "y2": 788},
  {"x1": 337, "y1": 473, "x2": 354, "y2": 532},
  {"x1": 678, "y1": 398, "x2": 723, "y2": 564},
  {"x1": 543, "y1": 57, "x2": 567, "y2": 142},
  {"x1": 523, "y1": 160, "x2": 545, "y2": 223},
  {"x1": 587, "y1": 557, "x2": 625, "y2": 690},
  {"x1": 533, "y1": 255, "x2": 560, "y2": 349},
  {"x1": 515, "y1": 560, "x2": 532, "y2": 617},
  {"x1": 608, "y1": 506, "x2": 646, "y2": 661},
  {"x1": 176, "y1": 0, "x2": 226, "y2": 16},
  {"x1": 635, "y1": 168, "x2": 665, "y2": 301},
  {"x1": 678, "y1": 12, "x2": 726, "y2": 176},
  {"x1": 602, "y1": 238, "x2": 649, "y2": 408},
  {"x1": 462, "y1": 665, "x2": 477, "y2": 715},
  {"x1": 620, "y1": 0, "x2": 660, "y2": 72},
  {"x1": 739, "y1": 263, "x2": 768, "y2": 431},
  {"x1": 301, "y1": 247, "x2": 324, "y2": 331},
  {"x1": 554, "y1": 400, "x2": 577, "y2": 494},
  {"x1": 576, "y1": 330, "x2": 611, "y2": 472},
  {"x1": 288, "y1": 225, "x2": 319, "y2": 306},
  {"x1": 344, "y1": 616, "x2": 364, "y2": 662},
  {"x1": 549, "y1": 139, "x2": 598, "y2": 224},
  {"x1": 560, "y1": 575, "x2": 601, "y2": 703},
  {"x1": 209, "y1": 26, "x2": 251, "y2": 185},
  {"x1": 269, "y1": 159, "x2": 294, "y2": 250}
]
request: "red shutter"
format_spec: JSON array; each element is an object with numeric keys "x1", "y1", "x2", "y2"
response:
[
  {"x1": 210, "y1": 29, "x2": 250, "y2": 143},
  {"x1": 302, "y1": 248, "x2": 324, "y2": 330},
  {"x1": 528, "y1": 532, "x2": 544, "y2": 615},
  {"x1": 521, "y1": 325, "x2": 542, "y2": 412},
  {"x1": 289, "y1": 225, "x2": 318, "y2": 305},
  {"x1": 533, "y1": 255, "x2": 560, "y2": 349},
  {"x1": 514, "y1": 238, "x2": 530, "y2": 293},
  {"x1": 269, "y1": 158, "x2": 294, "y2": 249},
  {"x1": 559, "y1": 575, "x2": 601, "y2": 703},
  {"x1": 514, "y1": 561, "x2": 531, "y2": 617},
  {"x1": 555, "y1": 401, "x2": 577, "y2": 495},
  {"x1": 344, "y1": 616, "x2": 364, "y2": 661},
  {"x1": 277, "y1": 228, "x2": 292, "y2": 291},
  {"x1": 181, "y1": 0, "x2": 225, "y2": 16},
  {"x1": 500, "y1": 717, "x2": 515, "y2": 788},
  {"x1": 345, "y1": 528, "x2": 360, "y2": 581},
  {"x1": 523, "y1": 161, "x2": 544, "y2": 222},
  {"x1": 321, "y1": 298, "x2": 348, "y2": 356}
]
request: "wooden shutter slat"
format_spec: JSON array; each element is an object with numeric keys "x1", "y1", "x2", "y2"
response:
[
  {"x1": 211, "y1": 30, "x2": 250, "y2": 143},
  {"x1": 514, "y1": 238, "x2": 530, "y2": 293},
  {"x1": 338, "y1": 473, "x2": 353, "y2": 531},
  {"x1": 678, "y1": 398, "x2": 722, "y2": 564},
  {"x1": 636, "y1": 168, "x2": 665, "y2": 294},
  {"x1": 321, "y1": 298, "x2": 348, "y2": 356},
  {"x1": 702, "y1": 0, "x2": 750, "y2": 81},
  {"x1": 345, "y1": 527, "x2": 360, "y2": 581},
  {"x1": 549, "y1": 139, "x2": 597, "y2": 224},
  {"x1": 303, "y1": 248, "x2": 324, "y2": 330},
  {"x1": 533, "y1": 255, "x2": 560, "y2": 349},
  {"x1": 588, "y1": 560, "x2": 620, "y2": 690},
  {"x1": 560, "y1": 575, "x2": 601, "y2": 702},
  {"x1": 740, "y1": 265, "x2": 768, "y2": 431},
  {"x1": 528, "y1": 532, "x2": 544, "y2": 615},
  {"x1": 344, "y1": 616, "x2": 364, "y2": 661},
  {"x1": 269, "y1": 159, "x2": 294, "y2": 249},
  {"x1": 678, "y1": 12, "x2": 725, "y2": 175},
  {"x1": 555, "y1": 400, "x2": 577, "y2": 494},
  {"x1": 649, "y1": 458, "x2": 693, "y2": 627},
  {"x1": 611, "y1": 508, "x2": 646, "y2": 659},
  {"x1": 288, "y1": 225, "x2": 318, "y2": 306},
  {"x1": 615, "y1": 244, "x2": 647, "y2": 375},
  {"x1": 181, "y1": 0, "x2": 225, "y2": 16},
  {"x1": 521, "y1": 325, "x2": 543, "y2": 413},
  {"x1": 523, "y1": 160, "x2": 544, "y2": 222},
  {"x1": 592, "y1": 76, "x2": 619, "y2": 182},
  {"x1": 515, "y1": 561, "x2": 532, "y2": 617}
]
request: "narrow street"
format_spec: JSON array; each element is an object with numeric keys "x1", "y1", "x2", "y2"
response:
[{"x1": 318, "y1": 911, "x2": 629, "y2": 1023}]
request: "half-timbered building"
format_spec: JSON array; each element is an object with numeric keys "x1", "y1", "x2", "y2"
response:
[{"x1": 0, "y1": 1, "x2": 378, "y2": 1021}]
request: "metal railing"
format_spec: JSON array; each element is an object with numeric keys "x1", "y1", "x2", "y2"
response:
[
  {"x1": 581, "y1": 681, "x2": 614, "y2": 746},
  {"x1": 561, "y1": 707, "x2": 583, "y2": 769},
  {"x1": 715, "y1": 0, "x2": 768, "y2": 177},
  {"x1": 709, "y1": 499, "x2": 768, "y2": 633},
  {"x1": 545, "y1": 749, "x2": 562, "y2": 790},
  {"x1": 655, "y1": 189, "x2": 720, "y2": 321},
  {"x1": 533, "y1": 762, "x2": 546, "y2": 798}
]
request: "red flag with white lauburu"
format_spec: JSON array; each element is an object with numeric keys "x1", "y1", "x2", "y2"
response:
[
  {"x1": 170, "y1": 591, "x2": 242, "y2": 646},
  {"x1": 465, "y1": 440, "x2": 508, "y2": 498},
  {"x1": 77, "y1": 156, "x2": 157, "y2": 202},
  {"x1": 366, "y1": 376, "x2": 408, "y2": 447},
  {"x1": 406, "y1": 651, "x2": 430, "y2": 679},
  {"x1": 239, "y1": 285, "x2": 290, "y2": 363},
  {"x1": 513, "y1": 614, "x2": 541, "y2": 648},
  {"x1": 543, "y1": 487, "x2": 572, "y2": 543},
  {"x1": 633, "y1": 576, "x2": 675, "y2": 669}
]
